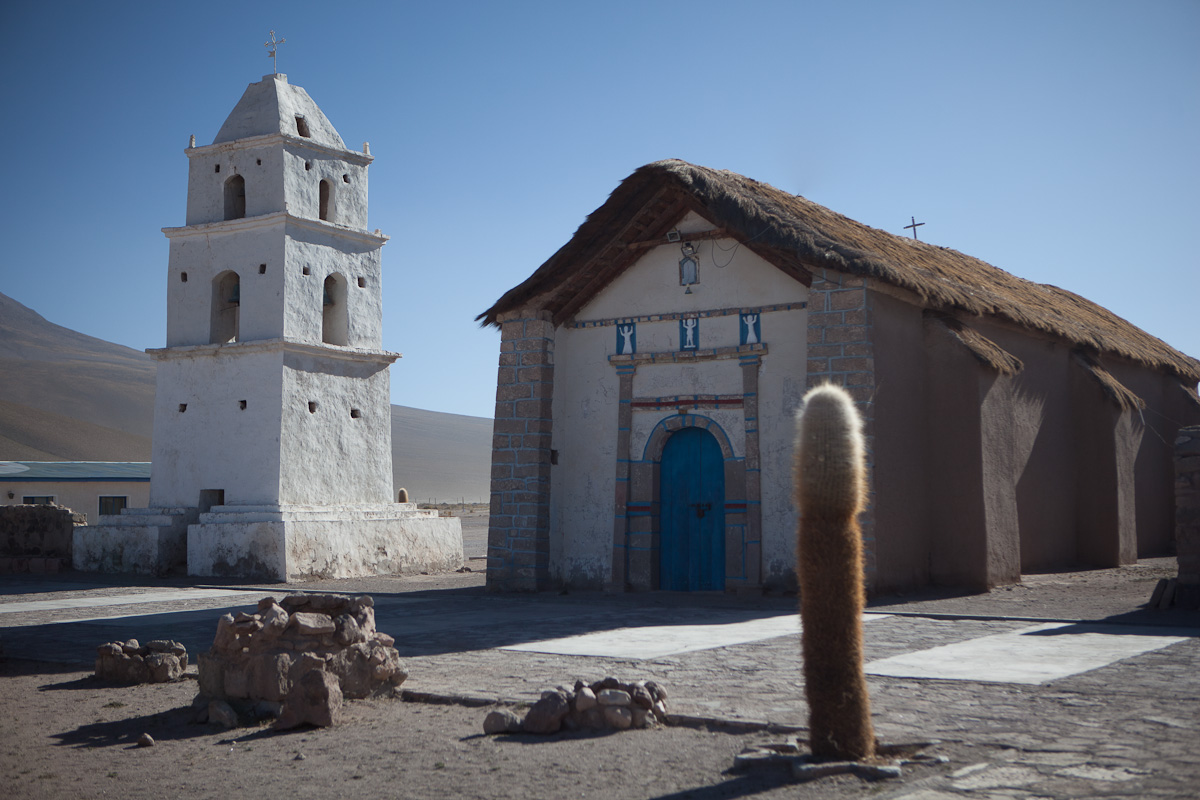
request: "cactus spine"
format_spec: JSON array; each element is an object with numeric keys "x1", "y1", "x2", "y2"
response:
[{"x1": 793, "y1": 383, "x2": 875, "y2": 761}]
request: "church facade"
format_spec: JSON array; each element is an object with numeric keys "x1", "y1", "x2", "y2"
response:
[{"x1": 480, "y1": 160, "x2": 1200, "y2": 594}]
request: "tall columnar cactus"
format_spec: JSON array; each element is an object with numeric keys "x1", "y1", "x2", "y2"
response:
[{"x1": 793, "y1": 383, "x2": 875, "y2": 761}]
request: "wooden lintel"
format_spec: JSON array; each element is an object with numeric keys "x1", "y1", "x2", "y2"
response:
[{"x1": 626, "y1": 228, "x2": 733, "y2": 250}]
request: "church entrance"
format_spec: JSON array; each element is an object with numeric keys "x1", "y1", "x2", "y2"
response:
[{"x1": 659, "y1": 427, "x2": 726, "y2": 590}]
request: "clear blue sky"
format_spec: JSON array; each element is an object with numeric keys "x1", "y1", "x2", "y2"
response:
[{"x1": 2, "y1": 1, "x2": 1197, "y2": 419}]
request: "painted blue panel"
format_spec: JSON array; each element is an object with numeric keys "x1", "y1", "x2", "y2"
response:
[
  {"x1": 659, "y1": 427, "x2": 726, "y2": 590},
  {"x1": 740, "y1": 312, "x2": 761, "y2": 345},
  {"x1": 616, "y1": 322, "x2": 636, "y2": 354},
  {"x1": 679, "y1": 317, "x2": 699, "y2": 350}
]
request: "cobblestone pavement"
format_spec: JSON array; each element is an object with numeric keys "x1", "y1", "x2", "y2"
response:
[{"x1": 1, "y1": 560, "x2": 1197, "y2": 799}]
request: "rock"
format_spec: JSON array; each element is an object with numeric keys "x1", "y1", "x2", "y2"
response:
[
  {"x1": 604, "y1": 705, "x2": 633, "y2": 730},
  {"x1": 146, "y1": 652, "x2": 184, "y2": 682},
  {"x1": 593, "y1": 676, "x2": 621, "y2": 692},
  {"x1": 256, "y1": 596, "x2": 279, "y2": 612},
  {"x1": 275, "y1": 669, "x2": 343, "y2": 729},
  {"x1": 260, "y1": 604, "x2": 289, "y2": 637},
  {"x1": 651, "y1": 699, "x2": 669, "y2": 722},
  {"x1": 598, "y1": 689, "x2": 631, "y2": 707},
  {"x1": 581, "y1": 707, "x2": 606, "y2": 730},
  {"x1": 632, "y1": 708, "x2": 652, "y2": 728},
  {"x1": 631, "y1": 682, "x2": 654, "y2": 709},
  {"x1": 522, "y1": 691, "x2": 571, "y2": 734},
  {"x1": 96, "y1": 643, "x2": 122, "y2": 657},
  {"x1": 289, "y1": 612, "x2": 336, "y2": 636},
  {"x1": 483, "y1": 709, "x2": 523, "y2": 735},
  {"x1": 212, "y1": 614, "x2": 238, "y2": 651},
  {"x1": 137, "y1": 733, "x2": 155, "y2": 747},
  {"x1": 122, "y1": 639, "x2": 140, "y2": 654},
  {"x1": 374, "y1": 632, "x2": 395, "y2": 647},
  {"x1": 334, "y1": 614, "x2": 365, "y2": 646},
  {"x1": 645, "y1": 680, "x2": 667, "y2": 701},
  {"x1": 208, "y1": 699, "x2": 238, "y2": 729},
  {"x1": 574, "y1": 687, "x2": 597, "y2": 712}
]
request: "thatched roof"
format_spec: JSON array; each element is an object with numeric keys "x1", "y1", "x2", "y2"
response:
[{"x1": 480, "y1": 159, "x2": 1200, "y2": 383}]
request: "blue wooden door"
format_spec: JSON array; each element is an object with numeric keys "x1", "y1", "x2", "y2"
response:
[{"x1": 659, "y1": 427, "x2": 726, "y2": 590}]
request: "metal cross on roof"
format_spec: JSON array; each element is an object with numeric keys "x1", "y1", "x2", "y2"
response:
[
  {"x1": 904, "y1": 216, "x2": 925, "y2": 240},
  {"x1": 265, "y1": 30, "x2": 286, "y2": 74}
]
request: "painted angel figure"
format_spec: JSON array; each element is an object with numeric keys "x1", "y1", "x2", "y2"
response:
[
  {"x1": 743, "y1": 313, "x2": 759, "y2": 345},
  {"x1": 682, "y1": 317, "x2": 697, "y2": 348},
  {"x1": 618, "y1": 325, "x2": 635, "y2": 354}
]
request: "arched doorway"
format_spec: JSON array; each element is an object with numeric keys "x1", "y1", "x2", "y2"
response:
[{"x1": 659, "y1": 426, "x2": 726, "y2": 590}]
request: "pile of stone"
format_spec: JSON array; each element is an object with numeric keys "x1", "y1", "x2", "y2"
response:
[
  {"x1": 485, "y1": 677, "x2": 669, "y2": 735},
  {"x1": 196, "y1": 593, "x2": 406, "y2": 729},
  {"x1": 95, "y1": 638, "x2": 188, "y2": 683}
]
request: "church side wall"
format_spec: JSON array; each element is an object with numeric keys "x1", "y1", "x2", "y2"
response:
[{"x1": 149, "y1": 350, "x2": 285, "y2": 507}]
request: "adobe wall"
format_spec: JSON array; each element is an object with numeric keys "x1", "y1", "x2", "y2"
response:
[
  {"x1": 0, "y1": 504, "x2": 84, "y2": 558},
  {"x1": 2, "y1": 481, "x2": 150, "y2": 524}
]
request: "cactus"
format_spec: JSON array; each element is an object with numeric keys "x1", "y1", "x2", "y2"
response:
[{"x1": 793, "y1": 383, "x2": 875, "y2": 761}]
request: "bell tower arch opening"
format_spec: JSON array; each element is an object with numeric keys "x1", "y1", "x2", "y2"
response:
[
  {"x1": 210, "y1": 270, "x2": 240, "y2": 343},
  {"x1": 224, "y1": 174, "x2": 246, "y2": 220},
  {"x1": 322, "y1": 273, "x2": 348, "y2": 345},
  {"x1": 319, "y1": 179, "x2": 333, "y2": 221}
]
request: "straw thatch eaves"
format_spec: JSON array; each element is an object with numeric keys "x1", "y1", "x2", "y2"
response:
[
  {"x1": 1071, "y1": 350, "x2": 1147, "y2": 412},
  {"x1": 479, "y1": 159, "x2": 1200, "y2": 383},
  {"x1": 924, "y1": 311, "x2": 1023, "y2": 377}
]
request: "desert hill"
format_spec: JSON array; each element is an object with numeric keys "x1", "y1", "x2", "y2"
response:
[{"x1": 0, "y1": 293, "x2": 491, "y2": 502}]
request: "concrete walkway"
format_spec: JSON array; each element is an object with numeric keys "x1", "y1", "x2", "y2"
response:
[{"x1": 1, "y1": 560, "x2": 1198, "y2": 799}]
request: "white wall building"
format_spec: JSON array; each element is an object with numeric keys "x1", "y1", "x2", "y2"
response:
[{"x1": 74, "y1": 74, "x2": 462, "y2": 580}]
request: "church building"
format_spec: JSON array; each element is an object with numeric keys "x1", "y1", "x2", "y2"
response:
[
  {"x1": 73, "y1": 73, "x2": 462, "y2": 580},
  {"x1": 480, "y1": 160, "x2": 1200, "y2": 594}
]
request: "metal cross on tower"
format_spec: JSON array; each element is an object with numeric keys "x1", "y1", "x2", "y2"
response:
[
  {"x1": 904, "y1": 216, "x2": 925, "y2": 240},
  {"x1": 265, "y1": 30, "x2": 286, "y2": 74}
]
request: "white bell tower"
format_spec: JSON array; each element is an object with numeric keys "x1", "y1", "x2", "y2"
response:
[{"x1": 75, "y1": 74, "x2": 463, "y2": 580}]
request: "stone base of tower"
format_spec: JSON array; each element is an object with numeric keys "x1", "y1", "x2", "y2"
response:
[
  {"x1": 74, "y1": 507, "x2": 199, "y2": 575},
  {"x1": 185, "y1": 503, "x2": 464, "y2": 581}
]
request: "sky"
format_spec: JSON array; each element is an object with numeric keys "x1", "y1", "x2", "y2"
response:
[{"x1": 1, "y1": 1, "x2": 1197, "y2": 419}]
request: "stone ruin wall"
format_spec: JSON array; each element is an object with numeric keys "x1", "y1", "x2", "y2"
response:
[{"x1": 0, "y1": 504, "x2": 83, "y2": 573}]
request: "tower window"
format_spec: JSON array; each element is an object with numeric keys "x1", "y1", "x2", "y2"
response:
[
  {"x1": 178, "y1": 403, "x2": 187, "y2": 413},
  {"x1": 319, "y1": 179, "x2": 332, "y2": 221},
  {"x1": 342, "y1": 174, "x2": 349, "y2": 183},
  {"x1": 295, "y1": 116, "x2": 311, "y2": 138},
  {"x1": 322, "y1": 273, "x2": 348, "y2": 345},
  {"x1": 223, "y1": 174, "x2": 246, "y2": 220},
  {"x1": 350, "y1": 409, "x2": 362, "y2": 419},
  {"x1": 214, "y1": 164, "x2": 220, "y2": 173},
  {"x1": 302, "y1": 266, "x2": 311, "y2": 276},
  {"x1": 259, "y1": 263, "x2": 266, "y2": 274},
  {"x1": 305, "y1": 161, "x2": 311, "y2": 171},
  {"x1": 210, "y1": 270, "x2": 240, "y2": 344},
  {"x1": 308, "y1": 401, "x2": 318, "y2": 413},
  {"x1": 181, "y1": 272, "x2": 188, "y2": 283},
  {"x1": 239, "y1": 400, "x2": 247, "y2": 410},
  {"x1": 256, "y1": 158, "x2": 262, "y2": 166},
  {"x1": 357, "y1": 276, "x2": 366, "y2": 288}
]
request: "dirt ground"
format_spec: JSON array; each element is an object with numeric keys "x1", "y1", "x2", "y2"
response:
[{"x1": 0, "y1": 660, "x2": 955, "y2": 800}]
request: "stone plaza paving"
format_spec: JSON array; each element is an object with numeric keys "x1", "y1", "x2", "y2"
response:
[{"x1": 1, "y1": 558, "x2": 1197, "y2": 799}]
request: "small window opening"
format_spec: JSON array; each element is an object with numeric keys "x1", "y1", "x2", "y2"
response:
[
  {"x1": 308, "y1": 401, "x2": 318, "y2": 413},
  {"x1": 342, "y1": 174, "x2": 350, "y2": 183},
  {"x1": 304, "y1": 161, "x2": 311, "y2": 171},
  {"x1": 223, "y1": 174, "x2": 246, "y2": 220},
  {"x1": 214, "y1": 164, "x2": 220, "y2": 173},
  {"x1": 178, "y1": 403, "x2": 187, "y2": 413},
  {"x1": 357, "y1": 276, "x2": 366, "y2": 288},
  {"x1": 180, "y1": 272, "x2": 188, "y2": 282},
  {"x1": 295, "y1": 116, "x2": 311, "y2": 138},
  {"x1": 302, "y1": 266, "x2": 311, "y2": 276},
  {"x1": 198, "y1": 489, "x2": 224, "y2": 514},
  {"x1": 210, "y1": 270, "x2": 240, "y2": 343},
  {"x1": 319, "y1": 179, "x2": 332, "y2": 221},
  {"x1": 550, "y1": 449, "x2": 559, "y2": 465},
  {"x1": 322, "y1": 273, "x2": 349, "y2": 345},
  {"x1": 258, "y1": 263, "x2": 266, "y2": 274},
  {"x1": 350, "y1": 408, "x2": 362, "y2": 419},
  {"x1": 256, "y1": 158, "x2": 262, "y2": 165},
  {"x1": 238, "y1": 400, "x2": 247, "y2": 410}
]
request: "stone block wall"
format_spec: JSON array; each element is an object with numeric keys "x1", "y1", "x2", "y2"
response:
[
  {"x1": 0, "y1": 504, "x2": 83, "y2": 573},
  {"x1": 1176, "y1": 426, "x2": 1200, "y2": 609},
  {"x1": 487, "y1": 310, "x2": 555, "y2": 591},
  {"x1": 805, "y1": 270, "x2": 877, "y2": 586}
]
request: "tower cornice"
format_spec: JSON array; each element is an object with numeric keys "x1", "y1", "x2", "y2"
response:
[
  {"x1": 146, "y1": 337, "x2": 401, "y2": 364},
  {"x1": 163, "y1": 211, "x2": 388, "y2": 246},
  {"x1": 186, "y1": 132, "x2": 372, "y2": 166}
]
